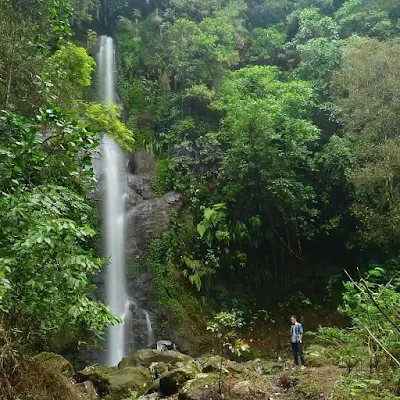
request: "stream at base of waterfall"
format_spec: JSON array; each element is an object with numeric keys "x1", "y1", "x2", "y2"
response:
[{"x1": 96, "y1": 35, "x2": 154, "y2": 367}]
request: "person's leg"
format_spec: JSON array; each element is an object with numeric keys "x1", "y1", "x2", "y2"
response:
[
  {"x1": 291, "y1": 342, "x2": 299, "y2": 365},
  {"x1": 298, "y1": 343, "x2": 305, "y2": 366}
]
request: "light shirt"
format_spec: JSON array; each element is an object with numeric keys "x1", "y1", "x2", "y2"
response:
[{"x1": 290, "y1": 322, "x2": 303, "y2": 343}]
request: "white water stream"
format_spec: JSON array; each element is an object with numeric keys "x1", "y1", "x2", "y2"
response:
[
  {"x1": 97, "y1": 36, "x2": 154, "y2": 366},
  {"x1": 97, "y1": 36, "x2": 129, "y2": 367}
]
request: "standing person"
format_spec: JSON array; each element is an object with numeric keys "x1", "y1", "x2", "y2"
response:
[{"x1": 290, "y1": 315, "x2": 305, "y2": 368}]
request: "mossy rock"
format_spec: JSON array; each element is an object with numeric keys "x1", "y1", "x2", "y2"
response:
[
  {"x1": 243, "y1": 359, "x2": 283, "y2": 375},
  {"x1": 196, "y1": 356, "x2": 244, "y2": 377},
  {"x1": 178, "y1": 373, "x2": 219, "y2": 400},
  {"x1": 159, "y1": 361, "x2": 199, "y2": 396},
  {"x1": 34, "y1": 352, "x2": 74, "y2": 377},
  {"x1": 149, "y1": 361, "x2": 169, "y2": 378},
  {"x1": 76, "y1": 364, "x2": 116, "y2": 395},
  {"x1": 119, "y1": 349, "x2": 192, "y2": 369},
  {"x1": 107, "y1": 366, "x2": 152, "y2": 399},
  {"x1": 305, "y1": 345, "x2": 333, "y2": 367},
  {"x1": 231, "y1": 381, "x2": 268, "y2": 400}
]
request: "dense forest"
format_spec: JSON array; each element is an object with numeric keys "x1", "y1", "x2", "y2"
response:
[{"x1": 1, "y1": 0, "x2": 400, "y2": 399}]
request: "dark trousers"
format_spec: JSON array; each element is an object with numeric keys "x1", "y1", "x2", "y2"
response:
[{"x1": 291, "y1": 342, "x2": 305, "y2": 366}]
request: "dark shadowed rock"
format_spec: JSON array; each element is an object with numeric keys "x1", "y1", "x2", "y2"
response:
[
  {"x1": 76, "y1": 364, "x2": 115, "y2": 395},
  {"x1": 159, "y1": 361, "x2": 199, "y2": 396}
]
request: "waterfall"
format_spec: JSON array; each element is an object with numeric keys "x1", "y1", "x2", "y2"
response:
[
  {"x1": 144, "y1": 310, "x2": 155, "y2": 347},
  {"x1": 96, "y1": 36, "x2": 155, "y2": 366},
  {"x1": 97, "y1": 36, "x2": 129, "y2": 367}
]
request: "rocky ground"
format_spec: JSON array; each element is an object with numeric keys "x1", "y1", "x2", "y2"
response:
[{"x1": 36, "y1": 346, "x2": 343, "y2": 400}]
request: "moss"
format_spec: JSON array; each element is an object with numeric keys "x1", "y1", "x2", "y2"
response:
[
  {"x1": 152, "y1": 158, "x2": 174, "y2": 197},
  {"x1": 179, "y1": 373, "x2": 219, "y2": 400},
  {"x1": 107, "y1": 366, "x2": 152, "y2": 399},
  {"x1": 34, "y1": 352, "x2": 74, "y2": 377}
]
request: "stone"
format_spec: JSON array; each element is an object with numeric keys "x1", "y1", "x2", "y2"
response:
[
  {"x1": 230, "y1": 381, "x2": 268, "y2": 400},
  {"x1": 119, "y1": 349, "x2": 192, "y2": 369},
  {"x1": 75, "y1": 381, "x2": 99, "y2": 400},
  {"x1": 149, "y1": 361, "x2": 169, "y2": 379},
  {"x1": 137, "y1": 394, "x2": 160, "y2": 400},
  {"x1": 231, "y1": 381, "x2": 251, "y2": 396},
  {"x1": 107, "y1": 366, "x2": 152, "y2": 399},
  {"x1": 159, "y1": 361, "x2": 199, "y2": 396},
  {"x1": 178, "y1": 373, "x2": 219, "y2": 400},
  {"x1": 146, "y1": 378, "x2": 160, "y2": 394},
  {"x1": 305, "y1": 345, "x2": 333, "y2": 367},
  {"x1": 76, "y1": 364, "x2": 116, "y2": 395},
  {"x1": 34, "y1": 352, "x2": 74, "y2": 377},
  {"x1": 196, "y1": 356, "x2": 244, "y2": 376}
]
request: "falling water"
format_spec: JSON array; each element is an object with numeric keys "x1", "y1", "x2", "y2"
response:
[
  {"x1": 97, "y1": 36, "x2": 129, "y2": 367},
  {"x1": 144, "y1": 311, "x2": 155, "y2": 347}
]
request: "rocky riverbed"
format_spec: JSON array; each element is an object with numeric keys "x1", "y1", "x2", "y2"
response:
[{"x1": 35, "y1": 347, "x2": 342, "y2": 400}]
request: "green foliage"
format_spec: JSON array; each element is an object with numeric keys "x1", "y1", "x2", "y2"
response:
[
  {"x1": 167, "y1": 17, "x2": 240, "y2": 87},
  {"x1": 47, "y1": 42, "x2": 96, "y2": 106},
  {"x1": 319, "y1": 268, "x2": 400, "y2": 398},
  {"x1": 207, "y1": 310, "x2": 249, "y2": 356},
  {"x1": 73, "y1": 101, "x2": 134, "y2": 150},
  {"x1": 334, "y1": 38, "x2": 400, "y2": 247},
  {"x1": 145, "y1": 212, "x2": 206, "y2": 332},
  {"x1": 334, "y1": 0, "x2": 398, "y2": 40},
  {"x1": 153, "y1": 158, "x2": 174, "y2": 196},
  {"x1": 247, "y1": 27, "x2": 286, "y2": 64},
  {"x1": 294, "y1": 38, "x2": 344, "y2": 104},
  {"x1": 0, "y1": 186, "x2": 118, "y2": 350},
  {"x1": 289, "y1": 8, "x2": 339, "y2": 44},
  {"x1": 0, "y1": 110, "x2": 117, "y2": 351},
  {"x1": 207, "y1": 310, "x2": 249, "y2": 392}
]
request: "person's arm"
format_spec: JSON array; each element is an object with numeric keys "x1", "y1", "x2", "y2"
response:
[{"x1": 299, "y1": 324, "x2": 304, "y2": 343}]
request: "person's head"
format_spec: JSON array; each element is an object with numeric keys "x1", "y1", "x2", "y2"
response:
[{"x1": 290, "y1": 315, "x2": 297, "y2": 325}]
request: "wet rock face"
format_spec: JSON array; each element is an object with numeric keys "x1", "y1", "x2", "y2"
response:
[
  {"x1": 124, "y1": 150, "x2": 182, "y2": 354},
  {"x1": 125, "y1": 150, "x2": 183, "y2": 261}
]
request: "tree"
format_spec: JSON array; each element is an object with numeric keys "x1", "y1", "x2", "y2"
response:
[
  {"x1": 334, "y1": 0, "x2": 397, "y2": 39},
  {"x1": 208, "y1": 66, "x2": 320, "y2": 261},
  {"x1": 334, "y1": 38, "x2": 400, "y2": 246},
  {"x1": 0, "y1": 110, "x2": 118, "y2": 351},
  {"x1": 294, "y1": 38, "x2": 344, "y2": 106},
  {"x1": 289, "y1": 8, "x2": 339, "y2": 45},
  {"x1": 167, "y1": 17, "x2": 240, "y2": 88},
  {"x1": 247, "y1": 27, "x2": 286, "y2": 65}
]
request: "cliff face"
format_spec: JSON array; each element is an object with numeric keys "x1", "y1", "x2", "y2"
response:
[
  {"x1": 125, "y1": 150, "x2": 182, "y2": 262},
  {"x1": 124, "y1": 150, "x2": 183, "y2": 352}
]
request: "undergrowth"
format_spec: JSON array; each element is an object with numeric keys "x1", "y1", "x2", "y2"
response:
[{"x1": 0, "y1": 329, "x2": 82, "y2": 400}]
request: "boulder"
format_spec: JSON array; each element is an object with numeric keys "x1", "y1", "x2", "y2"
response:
[
  {"x1": 107, "y1": 366, "x2": 152, "y2": 399},
  {"x1": 159, "y1": 361, "x2": 199, "y2": 396},
  {"x1": 179, "y1": 373, "x2": 219, "y2": 400},
  {"x1": 34, "y1": 352, "x2": 74, "y2": 377},
  {"x1": 119, "y1": 349, "x2": 192, "y2": 369},
  {"x1": 231, "y1": 381, "x2": 251, "y2": 396},
  {"x1": 149, "y1": 361, "x2": 169, "y2": 379},
  {"x1": 305, "y1": 345, "x2": 333, "y2": 367},
  {"x1": 230, "y1": 381, "x2": 268, "y2": 400},
  {"x1": 76, "y1": 364, "x2": 116, "y2": 395},
  {"x1": 146, "y1": 378, "x2": 160, "y2": 394},
  {"x1": 196, "y1": 356, "x2": 244, "y2": 376},
  {"x1": 75, "y1": 381, "x2": 99, "y2": 400}
]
